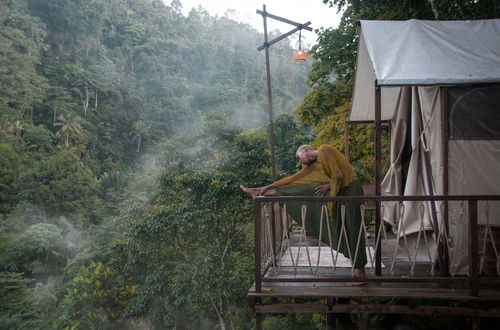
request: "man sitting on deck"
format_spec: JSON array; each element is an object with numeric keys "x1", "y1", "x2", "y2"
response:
[{"x1": 240, "y1": 144, "x2": 367, "y2": 285}]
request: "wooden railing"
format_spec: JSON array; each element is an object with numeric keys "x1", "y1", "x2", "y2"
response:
[{"x1": 253, "y1": 195, "x2": 500, "y2": 297}]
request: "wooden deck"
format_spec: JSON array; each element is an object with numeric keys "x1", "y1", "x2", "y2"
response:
[
  {"x1": 259, "y1": 230, "x2": 446, "y2": 280},
  {"x1": 248, "y1": 231, "x2": 500, "y2": 321}
]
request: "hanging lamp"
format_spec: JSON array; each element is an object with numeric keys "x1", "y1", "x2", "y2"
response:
[{"x1": 293, "y1": 29, "x2": 309, "y2": 62}]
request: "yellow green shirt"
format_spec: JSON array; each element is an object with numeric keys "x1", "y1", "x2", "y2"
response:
[{"x1": 274, "y1": 145, "x2": 356, "y2": 214}]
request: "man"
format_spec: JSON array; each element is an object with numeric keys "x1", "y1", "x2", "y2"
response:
[{"x1": 240, "y1": 144, "x2": 366, "y2": 285}]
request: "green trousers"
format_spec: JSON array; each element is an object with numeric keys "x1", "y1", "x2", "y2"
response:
[{"x1": 275, "y1": 179, "x2": 367, "y2": 268}]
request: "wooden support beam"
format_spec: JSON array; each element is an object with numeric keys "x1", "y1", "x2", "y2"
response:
[
  {"x1": 260, "y1": 276, "x2": 468, "y2": 283},
  {"x1": 254, "y1": 303, "x2": 500, "y2": 318},
  {"x1": 255, "y1": 304, "x2": 328, "y2": 313},
  {"x1": 257, "y1": 22, "x2": 312, "y2": 51},
  {"x1": 256, "y1": 10, "x2": 313, "y2": 31}
]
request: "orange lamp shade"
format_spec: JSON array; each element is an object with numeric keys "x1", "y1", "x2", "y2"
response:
[{"x1": 294, "y1": 49, "x2": 308, "y2": 62}]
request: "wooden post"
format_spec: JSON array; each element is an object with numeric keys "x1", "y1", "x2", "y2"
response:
[
  {"x1": 471, "y1": 316, "x2": 481, "y2": 330},
  {"x1": 255, "y1": 200, "x2": 262, "y2": 293},
  {"x1": 469, "y1": 199, "x2": 479, "y2": 297},
  {"x1": 257, "y1": 7, "x2": 312, "y2": 181},
  {"x1": 326, "y1": 297, "x2": 335, "y2": 330},
  {"x1": 374, "y1": 84, "x2": 382, "y2": 275},
  {"x1": 441, "y1": 87, "x2": 450, "y2": 276},
  {"x1": 256, "y1": 312, "x2": 263, "y2": 330},
  {"x1": 261, "y1": 5, "x2": 277, "y2": 181}
]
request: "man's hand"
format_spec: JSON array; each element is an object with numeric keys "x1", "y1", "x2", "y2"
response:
[{"x1": 315, "y1": 183, "x2": 330, "y2": 196}]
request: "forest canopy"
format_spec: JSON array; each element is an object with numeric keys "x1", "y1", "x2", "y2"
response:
[
  {"x1": 0, "y1": 0, "x2": 312, "y2": 328},
  {"x1": 0, "y1": 0, "x2": 497, "y2": 328}
]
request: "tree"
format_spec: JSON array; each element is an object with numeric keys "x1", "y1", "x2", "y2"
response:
[
  {"x1": 54, "y1": 113, "x2": 82, "y2": 148},
  {"x1": 2, "y1": 223, "x2": 63, "y2": 275},
  {"x1": 95, "y1": 113, "x2": 270, "y2": 328},
  {"x1": 22, "y1": 125, "x2": 53, "y2": 153},
  {"x1": 0, "y1": 0, "x2": 315, "y2": 327},
  {"x1": 0, "y1": 144, "x2": 21, "y2": 214},
  {"x1": 130, "y1": 120, "x2": 150, "y2": 153},
  {"x1": 29, "y1": 150, "x2": 101, "y2": 219},
  {"x1": 58, "y1": 261, "x2": 137, "y2": 329},
  {"x1": 46, "y1": 86, "x2": 74, "y2": 124},
  {"x1": 273, "y1": 113, "x2": 314, "y2": 175},
  {"x1": 0, "y1": 5, "x2": 48, "y2": 121},
  {"x1": 0, "y1": 272, "x2": 42, "y2": 329}
]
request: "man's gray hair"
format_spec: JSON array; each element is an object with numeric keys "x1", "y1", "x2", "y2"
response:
[{"x1": 296, "y1": 144, "x2": 314, "y2": 157}]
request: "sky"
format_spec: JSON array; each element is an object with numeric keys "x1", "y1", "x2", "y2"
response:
[{"x1": 167, "y1": 0, "x2": 343, "y2": 44}]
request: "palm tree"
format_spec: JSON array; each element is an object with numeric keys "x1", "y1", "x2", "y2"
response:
[{"x1": 54, "y1": 114, "x2": 82, "y2": 148}]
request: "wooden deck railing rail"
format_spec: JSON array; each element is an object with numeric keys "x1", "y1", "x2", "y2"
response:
[{"x1": 253, "y1": 195, "x2": 500, "y2": 297}]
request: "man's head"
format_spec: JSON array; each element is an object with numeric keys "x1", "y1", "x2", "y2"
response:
[{"x1": 295, "y1": 144, "x2": 316, "y2": 164}]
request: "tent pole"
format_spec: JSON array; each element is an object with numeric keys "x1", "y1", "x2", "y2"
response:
[
  {"x1": 441, "y1": 87, "x2": 450, "y2": 275},
  {"x1": 413, "y1": 86, "x2": 445, "y2": 273},
  {"x1": 374, "y1": 84, "x2": 382, "y2": 276}
]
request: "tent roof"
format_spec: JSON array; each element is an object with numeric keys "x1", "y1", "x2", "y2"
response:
[{"x1": 350, "y1": 19, "x2": 500, "y2": 121}]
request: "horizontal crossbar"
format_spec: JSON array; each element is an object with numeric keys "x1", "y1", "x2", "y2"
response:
[{"x1": 254, "y1": 303, "x2": 500, "y2": 318}]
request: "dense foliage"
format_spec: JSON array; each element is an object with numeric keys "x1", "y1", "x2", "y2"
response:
[
  {"x1": 0, "y1": 0, "x2": 311, "y2": 328},
  {"x1": 1, "y1": 0, "x2": 497, "y2": 328}
]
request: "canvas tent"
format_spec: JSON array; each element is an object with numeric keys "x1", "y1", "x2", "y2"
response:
[{"x1": 350, "y1": 19, "x2": 500, "y2": 274}]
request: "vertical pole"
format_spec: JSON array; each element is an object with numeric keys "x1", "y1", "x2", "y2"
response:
[
  {"x1": 254, "y1": 200, "x2": 263, "y2": 329},
  {"x1": 262, "y1": 5, "x2": 277, "y2": 181},
  {"x1": 256, "y1": 312, "x2": 263, "y2": 330},
  {"x1": 469, "y1": 199, "x2": 479, "y2": 296},
  {"x1": 271, "y1": 203, "x2": 277, "y2": 263},
  {"x1": 326, "y1": 297, "x2": 335, "y2": 330},
  {"x1": 441, "y1": 87, "x2": 450, "y2": 275},
  {"x1": 374, "y1": 84, "x2": 382, "y2": 275},
  {"x1": 471, "y1": 316, "x2": 481, "y2": 330},
  {"x1": 255, "y1": 200, "x2": 262, "y2": 293}
]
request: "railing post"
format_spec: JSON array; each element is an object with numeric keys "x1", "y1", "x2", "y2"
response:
[
  {"x1": 441, "y1": 87, "x2": 450, "y2": 276},
  {"x1": 327, "y1": 297, "x2": 335, "y2": 330},
  {"x1": 374, "y1": 84, "x2": 382, "y2": 276},
  {"x1": 271, "y1": 203, "x2": 277, "y2": 259},
  {"x1": 255, "y1": 200, "x2": 262, "y2": 293},
  {"x1": 469, "y1": 199, "x2": 479, "y2": 296}
]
